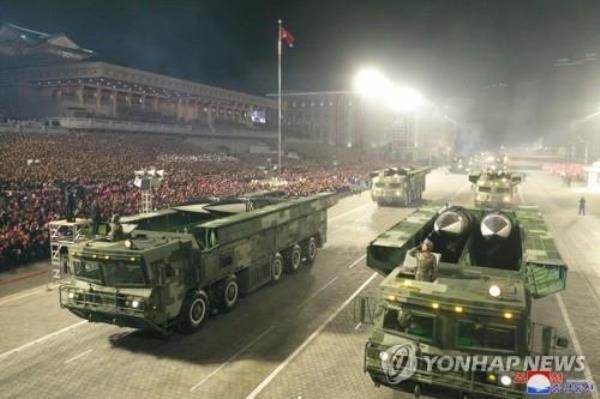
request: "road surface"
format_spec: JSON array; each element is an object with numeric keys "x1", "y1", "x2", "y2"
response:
[{"x1": 0, "y1": 169, "x2": 597, "y2": 399}]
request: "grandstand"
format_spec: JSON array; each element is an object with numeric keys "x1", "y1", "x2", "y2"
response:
[{"x1": 0, "y1": 24, "x2": 277, "y2": 139}]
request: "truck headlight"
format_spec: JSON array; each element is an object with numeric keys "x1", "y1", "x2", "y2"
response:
[
  {"x1": 503, "y1": 195, "x2": 510, "y2": 202},
  {"x1": 131, "y1": 300, "x2": 140, "y2": 308},
  {"x1": 379, "y1": 351, "x2": 390, "y2": 362},
  {"x1": 500, "y1": 375, "x2": 512, "y2": 386},
  {"x1": 489, "y1": 284, "x2": 502, "y2": 297},
  {"x1": 68, "y1": 292, "x2": 75, "y2": 299},
  {"x1": 395, "y1": 191, "x2": 401, "y2": 196}
]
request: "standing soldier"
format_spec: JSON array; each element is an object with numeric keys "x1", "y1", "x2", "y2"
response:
[
  {"x1": 108, "y1": 214, "x2": 124, "y2": 241},
  {"x1": 579, "y1": 196, "x2": 586, "y2": 216},
  {"x1": 91, "y1": 200, "x2": 102, "y2": 235},
  {"x1": 409, "y1": 239, "x2": 437, "y2": 282}
]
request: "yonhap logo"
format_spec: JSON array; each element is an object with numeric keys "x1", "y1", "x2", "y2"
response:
[
  {"x1": 379, "y1": 343, "x2": 418, "y2": 384},
  {"x1": 527, "y1": 371, "x2": 552, "y2": 395}
]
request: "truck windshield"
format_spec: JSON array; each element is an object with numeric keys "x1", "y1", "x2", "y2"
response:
[
  {"x1": 382, "y1": 308, "x2": 435, "y2": 341},
  {"x1": 103, "y1": 261, "x2": 147, "y2": 287},
  {"x1": 73, "y1": 259, "x2": 147, "y2": 287},
  {"x1": 457, "y1": 321, "x2": 516, "y2": 351},
  {"x1": 73, "y1": 259, "x2": 102, "y2": 284}
]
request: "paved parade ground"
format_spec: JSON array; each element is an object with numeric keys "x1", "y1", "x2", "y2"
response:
[{"x1": 1, "y1": 169, "x2": 599, "y2": 399}]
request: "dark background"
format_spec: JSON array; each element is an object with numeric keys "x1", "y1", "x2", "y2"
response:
[{"x1": 2, "y1": 0, "x2": 600, "y2": 146}]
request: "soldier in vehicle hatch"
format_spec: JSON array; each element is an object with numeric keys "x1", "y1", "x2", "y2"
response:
[
  {"x1": 409, "y1": 239, "x2": 436, "y2": 282},
  {"x1": 108, "y1": 214, "x2": 124, "y2": 241}
]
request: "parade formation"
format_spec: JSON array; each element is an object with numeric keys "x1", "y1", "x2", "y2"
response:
[{"x1": 1, "y1": 3, "x2": 600, "y2": 399}]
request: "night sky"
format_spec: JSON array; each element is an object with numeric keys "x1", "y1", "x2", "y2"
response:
[{"x1": 2, "y1": 0, "x2": 600, "y2": 102}]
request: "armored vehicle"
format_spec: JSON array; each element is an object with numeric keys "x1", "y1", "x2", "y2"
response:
[
  {"x1": 358, "y1": 205, "x2": 569, "y2": 398},
  {"x1": 370, "y1": 166, "x2": 430, "y2": 207},
  {"x1": 59, "y1": 193, "x2": 337, "y2": 334},
  {"x1": 470, "y1": 167, "x2": 523, "y2": 208}
]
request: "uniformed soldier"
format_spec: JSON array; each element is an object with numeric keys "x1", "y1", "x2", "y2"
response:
[
  {"x1": 409, "y1": 239, "x2": 436, "y2": 282},
  {"x1": 579, "y1": 196, "x2": 586, "y2": 216},
  {"x1": 108, "y1": 214, "x2": 124, "y2": 241}
]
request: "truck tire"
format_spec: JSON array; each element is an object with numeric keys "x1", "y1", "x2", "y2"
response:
[
  {"x1": 218, "y1": 276, "x2": 239, "y2": 312},
  {"x1": 176, "y1": 290, "x2": 209, "y2": 334},
  {"x1": 305, "y1": 237, "x2": 318, "y2": 264},
  {"x1": 284, "y1": 244, "x2": 302, "y2": 273},
  {"x1": 270, "y1": 253, "x2": 284, "y2": 284}
]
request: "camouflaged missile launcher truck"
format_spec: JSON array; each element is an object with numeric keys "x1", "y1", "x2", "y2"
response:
[
  {"x1": 370, "y1": 166, "x2": 431, "y2": 207},
  {"x1": 357, "y1": 205, "x2": 569, "y2": 399},
  {"x1": 59, "y1": 193, "x2": 337, "y2": 334},
  {"x1": 469, "y1": 167, "x2": 523, "y2": 209}
]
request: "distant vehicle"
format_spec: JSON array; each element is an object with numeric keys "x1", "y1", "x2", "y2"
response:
[
  {"x1": 470, "y1": 166, "x2": 523, "y2": 208},
  {"x1": 59, "y1": 193, "x2": 337, "y2": 335},
  {"x1": 370, "y1": 166, "x2": 431, "y2": 206},
  {"x1": 448, "y1": 157, "x2": 469, "y2": 174},
  {"x1": 358, "y1": 205, "x2": 569, "y2": 398}
]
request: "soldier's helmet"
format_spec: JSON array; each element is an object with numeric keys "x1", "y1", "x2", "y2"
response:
[
  {"x1": 480, "y1": 212, "x2": 512, "y2": 240},
  {"x1": 434, "y1": 209, "x2": 469, "y2": 236},
  {"x1": 112, "y1": 214, "x2": 120, "y2": 223}
]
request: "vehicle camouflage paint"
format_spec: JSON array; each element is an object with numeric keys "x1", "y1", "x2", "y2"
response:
[
  {"x1": 359, "y1": 205, "x2": 569, "y2": 398},
  {"x1": 370, "y1": 167, "x2": 431, "y2": 207},
  {"x1": 59, "y1": 193, "x2": 337, "y2": 334},
  {"x1": 470, "y1": 166, "x2": 523, "y2": 208}
]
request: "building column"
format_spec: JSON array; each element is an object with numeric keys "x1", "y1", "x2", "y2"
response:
[
  {"x1": 77, "y1": 85, "x2": 84, "y2": 106},
  {"x1": 96, "y1": 88, "x2": 102, "y2": 113},
  {"x1": 111, "y1": 90, "x2": 118, "y2": 117}
]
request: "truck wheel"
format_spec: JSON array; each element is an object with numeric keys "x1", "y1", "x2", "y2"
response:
[
  {"x1": 413, "y1": 383, "x2": 421, "y2": 398},
  {"x1": 305, "y1": 237, "x2": 318, "y2": 264},
  {"x1": 218, "y1": 276, "x2": 239, "y2": 312},
  {"x1": 270, "y1": 253, "x2": 284, "y2": 284},
  {"x1": 284, "y1": 244, "x2": 302, "y2": 273},
  {"x1": 176, "y1": 290, "x2": 209, "y2": 334}
]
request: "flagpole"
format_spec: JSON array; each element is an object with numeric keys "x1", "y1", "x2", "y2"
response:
[{"x1": 277, "y1": 19, "x2": 282, "y2": 174}]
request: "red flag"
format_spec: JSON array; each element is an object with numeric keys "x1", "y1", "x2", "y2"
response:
[{"x1": 280, "y1": 26, "x2": 295, "y2": 48}]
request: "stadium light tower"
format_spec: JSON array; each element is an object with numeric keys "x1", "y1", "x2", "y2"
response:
[
  {"x1": 133, "y1": 168, "x2": 165, "y2": 213},
  {"x1": 384, "y1": 86, "x2": 425, "y2": 112},
  {"x1": 353, "y1": 69, "x2": 390, "y2": 98}
]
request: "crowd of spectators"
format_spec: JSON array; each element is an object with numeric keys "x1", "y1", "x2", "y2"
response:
[{"x1": 0, "y1": 131, "x2": 377, "y2": 269}]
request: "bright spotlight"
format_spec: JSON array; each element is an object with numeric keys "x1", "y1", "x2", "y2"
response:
[
  {"x1": 384, "y1": 86, "x2": 424, "y2": 112},
  {"x1": 353, "y1": 69, "x2": 390, "y2": 98}
]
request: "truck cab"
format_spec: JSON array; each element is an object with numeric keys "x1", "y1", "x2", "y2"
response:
[{"x1": 361, "y1": 205, "x2": 568, "y2": 398}]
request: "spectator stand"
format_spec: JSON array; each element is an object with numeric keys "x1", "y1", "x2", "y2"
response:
[{"x1": 47, "y1": 218, "x2": 92, "y2": 290}]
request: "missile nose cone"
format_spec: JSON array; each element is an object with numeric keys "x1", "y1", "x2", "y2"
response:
[
  {"x1": 434, "y1": 210, "x2": 467, "y2": 235},
  {"x1": 481, "y1": 213, "x2": 512, "y2": 239}
]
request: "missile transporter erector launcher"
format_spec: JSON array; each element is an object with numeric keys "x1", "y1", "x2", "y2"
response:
[
  {"x1": 470, "y1": 167, "x2": 523, "y2": 208},
  {"x1": 358, "y1": 205, "x2": 569, "y2": 398},
  {"x1": 370, "y1": 166, "x2": 431, "y2": 207},
  {"x1": 59, "y1": 193, "x2": 337, "y2": 334}
]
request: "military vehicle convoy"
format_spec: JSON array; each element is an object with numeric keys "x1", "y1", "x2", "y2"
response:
[
  {"x1": 59, "y1": 193, "x2": 336, "y2": 334},
  {"x1": 370, "y1": 166, "x2": 431, "y2": 207},
  {"x1": 469, "y1": 166, "x2": 523, "y2": 208},
  {"x1": 358, "y1": 205, "x2": 569, "y2": 398}
]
